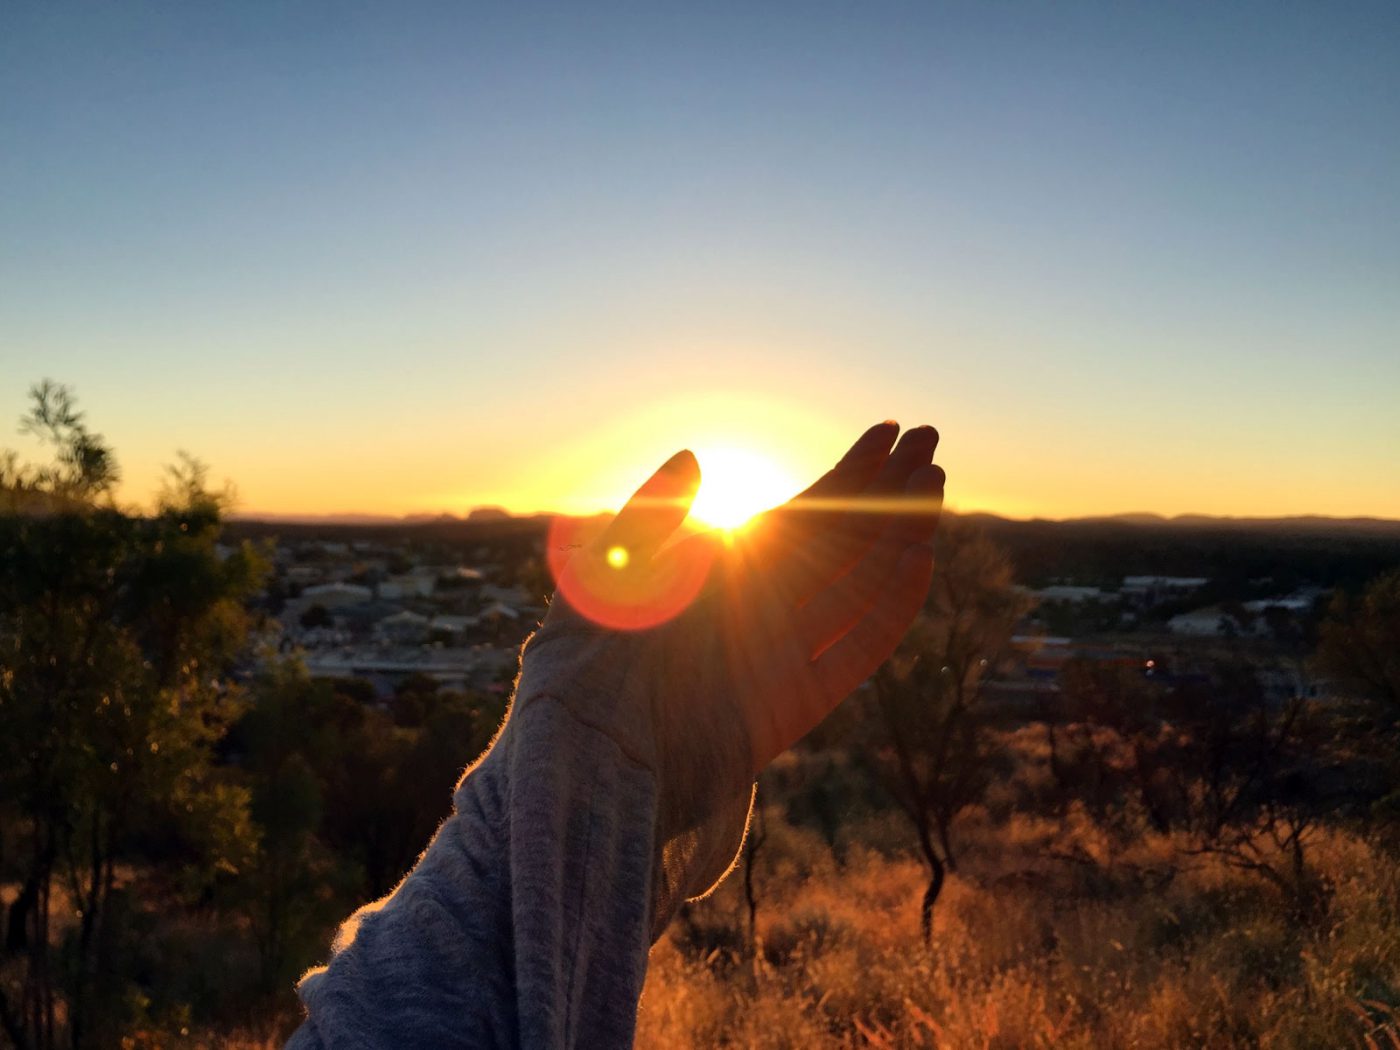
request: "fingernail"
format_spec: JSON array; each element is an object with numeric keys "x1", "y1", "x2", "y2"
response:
[{"x1": 661, "y1": 449, "x2": 695, "y2": 472}]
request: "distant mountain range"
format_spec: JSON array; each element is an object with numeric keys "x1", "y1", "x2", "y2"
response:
[
  {"x1": 960, "y1": 512, "x2": 1400, "y2": 535},
  {"x1": 230, "y1": 508, "x2": 1400, "y2": 535},
  {"x1": 230, "y1": 506, "x2": 541, "y2": 526}
]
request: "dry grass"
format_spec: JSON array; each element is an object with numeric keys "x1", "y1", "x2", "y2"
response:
[{"x1": 637, "y1": 814, "x2": 1400, "y2": 1049}]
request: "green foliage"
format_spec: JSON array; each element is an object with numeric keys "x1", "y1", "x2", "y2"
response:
[
  {"x1": 0, "y1": 384, "x2": 266, "y2": 1049},
  {"x1": 1, "y1": 381, "x2": 120, "y2": 508},
  {"x1": 221, "y1": 657, "x2": 506, "y2": 995},
  {"x1": 1317, "y1": 568, "x2": 1400, "y2": 718}
]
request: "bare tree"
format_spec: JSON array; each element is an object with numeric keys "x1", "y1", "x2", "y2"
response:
[
  {"x1": 1048, "y1": 659, "x2": 1335, "y2": 916},
  {"x1": 862, "y1": 517, "x2": 1031, "y2": 944}
]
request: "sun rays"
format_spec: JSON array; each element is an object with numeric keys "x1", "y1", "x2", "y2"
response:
[{"x1": 687, "y1": 446, "x2": 803, "y2": 531}]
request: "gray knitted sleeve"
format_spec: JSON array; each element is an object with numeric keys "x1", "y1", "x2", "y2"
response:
[{"x1": 284, "y1": 624, "x2": 754, "y2": 1049}]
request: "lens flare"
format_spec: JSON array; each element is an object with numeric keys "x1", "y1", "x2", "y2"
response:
[
  {"x1": 545, "y1": 445, "x2": 804, "y2": 629},
  {"x1": 547, "y1": 515, "x2": 715, "y2": 630}
]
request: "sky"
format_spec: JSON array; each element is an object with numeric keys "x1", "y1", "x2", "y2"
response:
[{"x1": 2, "y1": 1, "x2": 1397, "y2": 521}]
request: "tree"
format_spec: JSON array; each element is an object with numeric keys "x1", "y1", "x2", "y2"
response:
[
  {"x1": 860, "y1": 516, "x2": 1032, "y2": 944},
  {"x1": 0, "y1": 381, "x2": 119, "y2": 510},
  {"x1": 299, "y1": 604, "x2": 332, "y2": 631},
  {"x1": 1315, "y1": 569, "x2": 1400, "y2": 720},
  {"x1": 230, "y1": 660, "x2": 349, "y2": 993},
  {"x1": 1315, "y1": 570, "x2": 1400, "y2": 831},
  {"x1": 741, "y1": 779, "x2": 769, "y2": 960},
  {"x1": 1047, "y1": 659, "x2": 1337, "y2": 917},
  {"x1": 0, "y1": 383, "x2": 264, "y2": 1049}
]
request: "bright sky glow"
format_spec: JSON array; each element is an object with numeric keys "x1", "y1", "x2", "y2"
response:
[
  {"x1": 688, "y1": 447, "x2": 803, "y2": 531},
  {"x1": 2, "y1": 3, "x2": 1397, "y2": 521}
]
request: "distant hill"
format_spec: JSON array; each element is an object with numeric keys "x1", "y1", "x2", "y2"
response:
[
  {"x1": 955, "y1": 512, "x2": 1400, "y2": 593},
  {"x1": 235, "y1": 507, "x2": 1400, "y2": 534},
  {"x1": 231, "y1": 507, "x2": 512, "y2": 527},
  {"x1": 959, "y1": 511, "x2": 1400, "y2": 536},
  {"x1": 229, "y1": 511, "x2": 405, "y2": 525},
  {"x1": 1076, "y1": 512, "x2": 1400, "y2": 535}
]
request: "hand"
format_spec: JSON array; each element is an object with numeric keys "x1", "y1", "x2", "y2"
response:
[{"x1": 532, "y1": 422, "x2": 945, "y2": 776}]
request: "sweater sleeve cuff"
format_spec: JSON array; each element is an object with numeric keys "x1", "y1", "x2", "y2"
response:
[{"x1": 513, "y1": 621, "x2": 755, "y2": 939}]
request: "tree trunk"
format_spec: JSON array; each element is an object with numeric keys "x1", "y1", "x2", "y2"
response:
[
  {"x1": 920, "y1": 853, "x2": 946, "y2": 947},
  {"x1": 6, "y1": 874, "x2": 40, "y2": 952},
  {"x1": 742, "y1": 796, "x2": 767, "y2": 958},
  {"x1": 743, "y1": 843, "x2": 759, "y2": 951},
  {"x1": 936, "y1": 817, "x2": 958, "y2": 874},
  {"x1": 0, "y1": 986, "x2": 28, "y2": 1050}
]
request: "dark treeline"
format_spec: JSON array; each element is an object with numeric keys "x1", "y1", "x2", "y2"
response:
[
  {"x1": 0, "y1": 385, "x2": 516, "y2": 1048},
  {"x1": 970, "y1": 513, "x2": 1400, "y2": 593},
  {"x1": 228, "y1": 512, "x2": 1400, "y2": 603}
]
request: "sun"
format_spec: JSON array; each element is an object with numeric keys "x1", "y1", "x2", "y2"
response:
[{"x1": 688, "y1": 446, "x2": 802, "y2": 531}]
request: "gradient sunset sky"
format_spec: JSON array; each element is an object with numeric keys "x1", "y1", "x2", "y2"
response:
[{"x1": 3, "y1": 2, "x2": 1397, "y2": 520}]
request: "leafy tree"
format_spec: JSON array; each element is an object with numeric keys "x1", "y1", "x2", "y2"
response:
[
  {"x1": 0, "y1": 383, "x2": 264, "y2": 1049},
  {"x1": 1316, "y1": 569, "x2": 1400, "y2": 719},
  {"x1": 390, "y1": 672, "x2": 441, "y2": 728},
  {"x1": 0, "y1": 381, "x2": 119, "y2": 509},
  {"x1": 229, "y1": 660, "x2": 351, "y2": 993},
  {"x1": 1315, "y1": 569, "x2": 1400, "y2": 831},
  {"x1": 319, "y1": 686, "x2": 498, "y2": 897}
]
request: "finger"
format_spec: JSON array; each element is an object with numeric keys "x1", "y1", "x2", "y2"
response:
[
  {"x1": 785, "y1": 425, "x2": 940, "y2": 605},
  {"x1": 795, "y1": 465, "x2": 945, "y2": 656},
  {"x1": 808, "y1": 542, "x2": 935, "y2": 710},
  {"x1": 745, "y1": 421, "x2": 896, "y2": 569},
  {"x1": 602, "y1": 450, "x2": 700, "y2": 561},
  {"x1": 858, "y1": 424, "x2": 940, "y2": 517},
  {"x1": 793, "y1": 420, "x2": 899, "y2": 502},
  {"x1": 828, "y1": 422, "x2": 940, "y2": 548}
]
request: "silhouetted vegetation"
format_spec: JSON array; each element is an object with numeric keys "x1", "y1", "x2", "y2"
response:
[
  {"x1": 861, "y1": 517, "x2": 1031, "y2": 943},
  {"x1": 0, "y1": 386, "x2": 508, "y2": 1048}
]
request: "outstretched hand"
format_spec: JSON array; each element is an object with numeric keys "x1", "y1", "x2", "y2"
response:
[{"x1": 540, "y1": 422, "x2": 944, "y2": 775}]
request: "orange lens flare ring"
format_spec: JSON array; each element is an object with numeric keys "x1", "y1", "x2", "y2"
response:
[{"x1": 546, "y1": 515, "x2": 715, "y2": 630}]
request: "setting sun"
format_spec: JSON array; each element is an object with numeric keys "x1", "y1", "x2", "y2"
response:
[{"x1": 688, "y1": 446, "x2": 803, "y2": 531}]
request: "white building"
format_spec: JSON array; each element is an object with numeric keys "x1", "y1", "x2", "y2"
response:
[
  {"x1": 480, "y1": 583, "x2": 534, "y2": 607},
  {"x1": 1034, "y1": 585, "x2": 1107, "y2": 603},
  {"x1": 1243, "y1": 593, "x2": 1317, "y2": 614},
  {"x1": 379, "y1": 571, "x2": 437, "y2": 600},
  {"x1": 1168, "y1": 606, "x2": 1257, "y2": 637},
  {"x1": 1123, "y1": 575, "x2": 1208, "y2": 595}
]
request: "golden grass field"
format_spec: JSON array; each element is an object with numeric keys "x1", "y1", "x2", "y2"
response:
[{"x1": 636, "y1": 808, "x2": 1400, "y2": 1049}]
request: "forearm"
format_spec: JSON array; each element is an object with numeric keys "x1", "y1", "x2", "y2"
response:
[{"x1": 286, "y1": 664, "x2": 753, "y2": 1049}]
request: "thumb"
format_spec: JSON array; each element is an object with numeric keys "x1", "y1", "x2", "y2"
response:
[{"x1": 602, "y1": 450, "x2": 701, "y2": 560}]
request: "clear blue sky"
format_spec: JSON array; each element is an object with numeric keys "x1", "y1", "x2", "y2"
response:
[{"x1": 2, "y1": 1, "x2": 1397, "y2": 518}]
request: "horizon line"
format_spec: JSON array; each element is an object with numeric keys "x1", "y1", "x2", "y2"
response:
[{"x1": 225, "y1": 507, "x2": 1400, "y2": 528}]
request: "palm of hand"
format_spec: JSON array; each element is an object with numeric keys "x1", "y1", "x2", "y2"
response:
[{"x1": 541, "y1": 422, "x2": 944, "y2": 775}]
